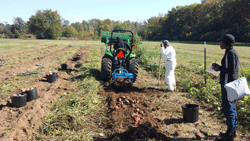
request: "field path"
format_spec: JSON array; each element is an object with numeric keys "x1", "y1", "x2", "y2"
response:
[{"x1": 0, "y1": 47, "x2": 88, "y2": 141}]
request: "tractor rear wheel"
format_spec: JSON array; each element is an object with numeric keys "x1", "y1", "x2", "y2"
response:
[
  {"x1": 101, "y1": 57, "x2": 112, "y2": 82},
  {"x1": 128, "y1": 58, "x2": 138, "y2": 83}
]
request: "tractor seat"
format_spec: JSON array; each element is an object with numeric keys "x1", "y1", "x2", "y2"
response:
[{"x1": 115, "y1": 48, "x2": 127, "y2": 59}]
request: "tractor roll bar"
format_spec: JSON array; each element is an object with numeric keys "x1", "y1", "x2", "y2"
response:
[{"x1": 110, "y1": 29, "x2": 134, "y2": 52}]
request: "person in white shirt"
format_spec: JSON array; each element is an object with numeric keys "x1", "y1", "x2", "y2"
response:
[{"x1": 160, "y1": 40, "x2": 177, "y2": 92}]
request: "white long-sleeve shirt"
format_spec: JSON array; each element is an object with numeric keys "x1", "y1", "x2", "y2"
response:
[{"x1": 161, "y1": 45, "x2": 176, "y2": 64}]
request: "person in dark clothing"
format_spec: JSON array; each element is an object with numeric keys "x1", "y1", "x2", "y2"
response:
[
  {"x1": 114, "y1": 37, "x2": 132, "y2": 53},
  {"x1": 212, "y1": 34, "x2": 239, "y2": 141}
]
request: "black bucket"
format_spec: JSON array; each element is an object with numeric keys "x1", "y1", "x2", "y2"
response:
[
  {"x1": 47, "y1": 73, "x2": 57, "y2": 83},
  {"x1": 25, "y1": 87, "x2": 39, "y2": 102},
  {"x1": 181, "y1": 104, "x2": 200, "y2": 123},
  {"x1": 10, "y1": 94, "x2": 27, "y2": 108},
  {"x1": 61, "y1": 63, "x2": 67, "y2": 70},
  {"x1": 76, "y1": 55, "x2": 81, "y2": 61}
]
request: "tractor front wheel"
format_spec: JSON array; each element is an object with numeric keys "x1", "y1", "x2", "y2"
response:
[
  {"x1": 101, "y1": 57, "x2": 112, "y2": 82},
  {"x1": 128, "y1": 58, "x2": 139, "y2": 83}
]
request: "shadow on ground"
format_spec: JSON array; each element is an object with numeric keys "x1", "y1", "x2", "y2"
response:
[
  {"x1": 103, "y1": 83, "x2": 166, "y2": 94},
  {"x1": 70, "y1": 68, "x2": 101, "y2": 81},
  {"x1": 0, "y1": 101, "x2": 14, "y2": 110},
  {"x1": 93, "y1": 122, "x2": 169, "y2": 141},
  {"x1": 92, "y1": 123, "x2": 218, "y2": 141},
  {"x1": 58, "y1": 68, "x2": 79, "y2": 75},
  {"x1": 164, "y1": 118, "x2": 184, "y2": 125}
]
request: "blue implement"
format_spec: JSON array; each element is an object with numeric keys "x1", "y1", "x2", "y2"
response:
[{"x1": 112, "y1": 68, "x2": 134, "y2": 86}]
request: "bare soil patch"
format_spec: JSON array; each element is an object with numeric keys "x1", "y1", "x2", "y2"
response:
[{"x1": 0, "y1": 47, "x2": 88, "y2": 140}]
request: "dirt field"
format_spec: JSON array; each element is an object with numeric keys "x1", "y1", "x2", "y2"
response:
[
  {"x1": 0, "y1": 41, "x2": 249, "y2": 141},
  {"x1": 0, "y1": 46, "x2": 88, "y2": 140}
]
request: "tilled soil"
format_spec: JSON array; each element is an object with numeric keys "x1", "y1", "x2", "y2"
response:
[
  {"x1": 0, "y1": 47, "x2": 88, "y2": 140},
  {"x1": 115, "y1": 78, "x2": 132, "y2": 87},
  {"x1": 99, "y1": 86, "x2": 168, "y2": 140},
  {"x1": 96, "y1": 68, "x2": 249, "y2": 141}
]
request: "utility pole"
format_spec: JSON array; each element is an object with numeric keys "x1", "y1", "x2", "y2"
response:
[{"x1": 204, "y1": 41, "x2": 206, "y2": 87}]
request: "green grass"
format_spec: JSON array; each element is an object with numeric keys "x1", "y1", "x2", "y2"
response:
[
  {"x1": 0, "y1": 39, "x2": 86, "y2": 56},
  {"x1": 135, "y1": 41, "x2": 250, "y2": 131},
  {"x1": 40, "y1": 40, "x2": 108, "y2": 140},
  {"x1": 1, "y1": 45, "x2": 61, "y2": 67}
]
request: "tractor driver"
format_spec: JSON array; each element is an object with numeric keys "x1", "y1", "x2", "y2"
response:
[{"x1": 114, "y1": 37, "x2": 132, "y2": 53}]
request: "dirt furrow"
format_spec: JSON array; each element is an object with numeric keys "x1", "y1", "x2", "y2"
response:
[
  {"x1": 0, "y1": 45, "x2": 74, "y2": 81},
  {"x1": 0, "y1": 47, "x2": 88, "y2": 140},
  {"x1": 98, "y1": 84, "x2": 169, "y2": 140}
]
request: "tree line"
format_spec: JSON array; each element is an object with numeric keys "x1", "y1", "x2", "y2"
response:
[
  {"x1": 0, "y1": 0, "x2": 249, "y2": 42},
  {"x1": 142, "y1": 0, "x2": 250, "y2": 42}
]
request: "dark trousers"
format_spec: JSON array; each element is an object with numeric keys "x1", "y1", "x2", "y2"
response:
[{"x1": 221, "y1": 84, "x2": 238, "y2": 132}]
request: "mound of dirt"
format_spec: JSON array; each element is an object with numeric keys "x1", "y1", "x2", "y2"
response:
[
  {"x1": 115, "y1": 78, "x2": 132, "y2": 87},
  {"x1": 99, "y1": 85, "x2": 169, "y2": 140}
]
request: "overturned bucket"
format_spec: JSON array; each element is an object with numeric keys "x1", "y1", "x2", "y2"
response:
[
  {"x1": 181, "y1": 104, "x2": 200, "y2": 123},
  {"x1": 10, "y1": 94, "x2": 27, "y2": 108}
]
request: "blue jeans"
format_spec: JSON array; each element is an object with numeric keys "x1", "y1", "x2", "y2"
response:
[{"x1": 221, "y1": 84, "x2": 238, "y2": 132}]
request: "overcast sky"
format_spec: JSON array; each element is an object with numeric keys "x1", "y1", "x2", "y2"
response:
[{"x1": 0, "y1": 0, "x2": 201, "y2": 24}]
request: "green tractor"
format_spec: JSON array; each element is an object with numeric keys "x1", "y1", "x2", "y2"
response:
[{"x1": 101, "y1": 29, "x2": 138, "y2": 85}]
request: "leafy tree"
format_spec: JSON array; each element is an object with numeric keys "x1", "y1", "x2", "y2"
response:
[
  {"x1": 5, "y1": 28, "x2": 14, "y2": 38},
  {"x1": 100, "y1": 19, "x2": 111, "y2": 32},
  {"x1": 0, "y1": 23, "x2": 5, "y2": 34},
  {"x1": 88, "y1": 18, "x2": 101, "y2": 35},
  {"x1": 4, "y1": 23, "x2": 12, "y2": 34},
  {"x1": 12, "y1": 17, "x2": 27, "y2": 34},
  {"x1": 138, "y1": 0, "x2": 249, "y2": 42},
  {"x1": 122, "y1": 20, "x2": 132, "y2": 30},
  {"x1": 14, "y1": 30, "x2": 22, "y2": 38},
  {"x1": 78, "y1": 30, "x2": 89, "y2": 37},
  {"x1": 0, "y1": 34, "x2": 5, "y2": 38},
  {"x1": 113, "y1": 21, "x2": 126, "y2": 30},
  {"x1": 62, "y1": 26, "x2": 78, "y2": 37},
  {"x1": 61, "y1": 18, "x2": 70, "y2": 26},
  {"x1": 71, "y1": 22, "x2": 84, "y2": 32},
  {"x1": 28, "y1": 9, "x2": 62, "y2": 39},
  {"x1": 82, "y1": 20, "x2": 89, "y2": 31}
]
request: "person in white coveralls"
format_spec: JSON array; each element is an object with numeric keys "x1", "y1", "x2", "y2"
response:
[{"x1": 160, "y1": 40, "x2": 177, "y2": 92}]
